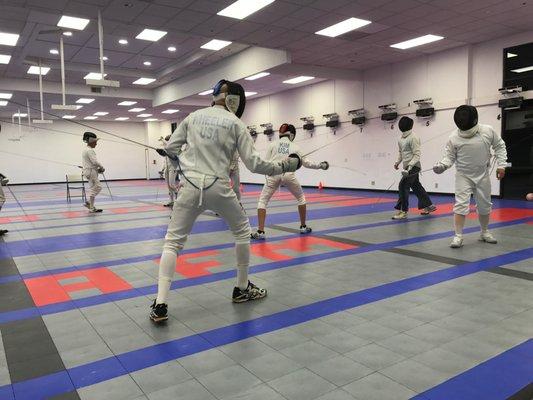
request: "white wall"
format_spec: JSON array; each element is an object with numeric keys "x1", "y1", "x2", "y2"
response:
[
  {"x1": 0, "y1": 120, "x2": 148, "y2": 183},
  {"x1": 240, "y1": 31, "x2": 533, "y2": 195}
]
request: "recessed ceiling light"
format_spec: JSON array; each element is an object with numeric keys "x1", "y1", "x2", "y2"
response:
[
  {"x1": 0, "y1": 54, "x2": 11, "y2": 64},
  {"x1": 137, "y1": 113, "x2": 152, "y2": 117},
  {"x1": 76, "y1": 98, "x2": 94, "y2": 104},
  {"x1": 0, "y1": 100, "x2": 7, "y2": 106},
  {"x1": 62, "y1": 115, "x2": 76, "y2": 119},
  {"x1": 136, "y1": 28, "x2": 167, "y2": 42},
  {"x1": 511, "y1": 65, "x2": 533, "y2": 73},
  {"x1": 245, "y1": 91, "x2": 257, "y2": 96},
  {"x1": 198, "y1": 89, "x2": 213, "y2": 96},
  {"x1": 84, "y1": 116, "x2": 98, "y2": 120},
  {"x1": 133, "y1": 77, "x2": 156, "y2": 85},
  {"x1": 93, "y1": 111, "x2": 108, "y2": 116},
  {"x1": 119, "y1": 39, "x2": 128, "y2": 45},
  {"x1": 143, "y1": 61, "x2": 152, "y2": 66},
  {"x1": 217, "y1": 0, "x2": 275, "y2": 20},
  {"x1": 201, "y1": 39, "x2": 232, "y2": 51},
  {"x1": 128, "y1": 107, "x2": 145, "y2": 112},
  {"x1": 168, "y1": 46, "x2": 176, "y2": 52},
  {"x1": 161, "y1": 109, "x2": 179, "y2": 114},
  {"x1": 0, "y1": 93, "x2": 13, "y2": 99},
  {"x1": 283, "y1": 76, "x2": 315, "y2": 84},
  {"x1": 84, "y1": 72, "x2": 107, "y2": 80},
  {"x1": 63, "y1": 31, "x2": 73, "y2": 37},
  {"x1": 57, "y1": 15, "x2": 90, "y2": 30},
  {"x1": 50, "y1": 49, "x2": 59, "y2": 55},
  {"x1": 0, "y1": 32, "x2": 20, "y2": 46},
  {"x1": 315, "y1": 17, "x2": 371, "y2": 37},
  {"x1": 144, "y1": 118, "x2": 158, "y2": 122},
  {"x1": 27, "y1": 66, "x2": 51, "y2": 75},
  {"x1": 118, "y1": 101, "x2": 137, "y2": 106},
  {"x1": 115, "y1": 117, "x2": 129, "y2": 121},
  {"x1": 245, "y1": 72, "x2": 270, "y2": 80},
  {"x1": 390, "y1": 34, "x2": 444, "y2": 49},
  {"x1": 12, "y1": 113, "x2": 27, "y2": 117}
]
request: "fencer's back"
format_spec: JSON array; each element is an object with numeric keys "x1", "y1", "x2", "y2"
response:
[{"x1": 176, "y1": 105, "x2": 244, "y2": 180}]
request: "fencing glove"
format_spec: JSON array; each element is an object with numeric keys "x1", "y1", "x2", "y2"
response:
[
  {"x1": 319, "y1": 161, "x2": 329, "y2": 170},
  {"x1": 281, "y1": 153, "x2": 301, "y2": 173},
  {"x1": 156, "y1": 148, "x2": 168, "y2": 157},
  {"x1": 97, "y1": 167, "x2": 105, "y2": 173},
  {"x1": 433, "y1": 163, "x2": 447, "y2": 174}
]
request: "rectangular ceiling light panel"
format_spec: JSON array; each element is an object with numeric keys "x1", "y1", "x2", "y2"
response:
[
  {"x1": 391, "y1": 34, "x2": 444, "y2": 49},
  {"x1": 283, "y1": 76, "x2": 314, "y2": 84},
  {"x1": 0, "y1": 54, "x2": 12, "y2": 64},
  {"x1": 0, "y1": 32, "x2": 20, "y2": 46},
  {"x1": 133, "y1": 77, "x2": 156, "y2": 85},
  {"x1": 217, "y1": 0, "x2": 275, "y2": 20},
  {"x1": 315, "y1": 17, "x2": 371, "y2": 37},
  {"x1": 201, "y1": 39, "x2": 232, "y2": 51},
  {"x1": 245, "y1": 72, "x2": 270, "y2": 80},
  {"x1": 136, "y1": 29, "x2": 167, "y2": 42},
  {"x1": 27, "y1": 66, "x2": 51, "y2": 75}
]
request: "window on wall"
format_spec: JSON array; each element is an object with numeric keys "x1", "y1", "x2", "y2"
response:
[{"x1": 503, "y1": 42, "x2": 533, "y2": 90}]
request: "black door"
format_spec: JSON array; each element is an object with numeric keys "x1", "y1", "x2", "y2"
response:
[{"x1": 501, "y1": 99, "x2": 533, "y2": 200}]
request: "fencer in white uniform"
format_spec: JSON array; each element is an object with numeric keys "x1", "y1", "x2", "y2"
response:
[
  {"x1": 0, "y1": 173, "x2": 8, "y2": 236},
  {"x1": 433, "y1": 105, "x2": 507, "y2": 248},
  {"x1": 149, "y1": 80, "x2": 302, "y2": 323},
  {"x1": 81, "y1": 132, "x2": 105, "y2": 213},
  {"x1": 229, "y1": 151, "x2": 241, "y2": 200},
  {"x1": 251, "y1": 124, "x2": 329, "y2": 240},
  {"x1": 162, "y1": 134, "x2": 179, "y2": 207}
]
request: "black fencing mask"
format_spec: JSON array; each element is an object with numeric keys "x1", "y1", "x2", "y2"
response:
[
  {"x1": 83, "y1": 131, "x2": 97, "y2": 143},
  {"x1": 279, "y1": 123, "x2": 296, "y2": 141},
  {"x1": 212, "y1": 79, "x2": 246, "y2": 118},
  {"x1": 398, "y1": 116, "x2": 413, "y2": 133},
  {"x1": 454, "y1": 105, "x2": 478, "y2": 131}
]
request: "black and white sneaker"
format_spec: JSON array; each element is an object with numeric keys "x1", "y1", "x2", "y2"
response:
[
  {"x1": 421, "y1": 205, "x2": 437, "y2": 215},
  {"x1": 250, "y1": 230, "x2": 265, "y2": 240},
  {"x1": 232, "y1": 281, "x2": 267, "y2": 303},
  {"x1": 300, "y1": 225, "x2": 312, "y2": 234},
  {"x1": 149, "y1": 300, "x2": 168, "y2": 323},
  {"x1": 0, "y1": 229, "x2": 8, "y2": 236},
  {"x1": 163, "y1": 201, "x2": 173, "y2": 207},
  {"x1": 89, "y1": 207, "x2": 103, "y2": 213}
]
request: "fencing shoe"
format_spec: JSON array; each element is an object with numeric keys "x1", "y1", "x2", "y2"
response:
[
  {"x1": 89, "y1": 207, "x2": 103, "y2": 213},
  {"x1": 450, "y1": 235, "x2": 464, "y2": 248},
  {"x1": 479, "y1": 231, "x2": 497, "y2": 244},
  {"x1": 300, "y1": 225, "x2": 312, "y2": 234},
  {"x1": 421, "y1": 205, "x2": 437, "y2": 215},
  {"x1": 0, "y1": 229, "x2": 8, "y2": 236},
  {"x1": 232, "y1": 281, "x2": 267, "y2": 303},
  {"x1": 392, "y1": 211, "x2": 408, "y2": 220},
  {"x1": 251, "y1": 230, "x2": 265, "y2": 240},
  {"x1": 163, "y1": 201, "x2": 173, "y2": 207},
  {"x1": 149, "y1": 300, "x2": 168, "y2": 323}
]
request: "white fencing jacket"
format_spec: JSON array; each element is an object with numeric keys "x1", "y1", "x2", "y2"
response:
[
  {"x1": 439, "y1": 124, "x2": 507, "y2": 183},
  {"x1": 81, "y1": 147, "x2": 103, "y2": 173},
  {"x1": 264, "y1": 136, "x2": 322, "y2": 173}
]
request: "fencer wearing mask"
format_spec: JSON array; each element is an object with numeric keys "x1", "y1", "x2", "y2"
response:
[
  {"x1": 251, "y1": 123, "x2": 329, "y2": 240},
  {"x1": 433, "y1": 105, "x2": 507, "y2": 248},
  {"x1": 392, "y1": 116, "x2": 436, "y2": 219},
  {"x1": 149, "y1": 80, "x2": 302, "y2": 323},
  {"x1": 82, "y1": 132, "x2": 105, "y2": 213},
  {"x1": 162, "y1": 134, "x2": 180, "y2": 207},
  {"x1": 0, "y1": 173, "x2": 8, "y2": 236}
]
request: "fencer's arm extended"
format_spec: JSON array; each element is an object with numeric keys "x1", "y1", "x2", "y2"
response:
[
  {"x1": 439, "y1": 139, "x2": 456, "y2": 169},
  {"x1": 301, "y1": 156, "x2": 323, "y2": 170},
  {"x1": 165, "y1": 118, "x2": 187, "y2": 158},
  {"x1": 407, "y1": 136, "x2": 421, "y2": 169},
  {"x1": 490, "y1": 128, "x2": 508, "y2": 168},
  {"x1": 236, "y1": 125, "x2": 283, "y2": 176}
]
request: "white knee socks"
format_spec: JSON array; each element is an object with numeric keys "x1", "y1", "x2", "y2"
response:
[
  {"x1": 235, "y1": 242, "x2": 249, "y2": 290},
  {"x1": 156, "y1": 250, "x2": 177, "y2": 304},
  {"x1": 478, "y1": 213, "x2": 490, "y2": 233}
]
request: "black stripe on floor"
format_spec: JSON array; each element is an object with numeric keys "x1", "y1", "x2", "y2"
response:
[
  {"x1": 269, "y1": 225, "x2": 468, "y2": 266},
  {"x1": 0, "y1": 237, "x2": 81, "y2": 397},
  {"x1": 507, "y1": 383, "x2": 533, "y2": 400},
  {"x1": 487, "y1": 267, "x2": 533, "y2": 281}
]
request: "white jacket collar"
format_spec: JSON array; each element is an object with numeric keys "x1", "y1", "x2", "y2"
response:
[
  {"x1": 458, "y1": 124, "x2": 479, "y2": 138},
  {"x1": 401, "y1": 130, "x2": 412, "y2": 139}
]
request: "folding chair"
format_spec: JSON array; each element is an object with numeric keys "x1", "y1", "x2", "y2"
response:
[{"x1": 66, "y1": 174, "x2": 86, "y2": 203}]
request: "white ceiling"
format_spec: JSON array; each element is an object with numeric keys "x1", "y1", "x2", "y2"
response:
[{"x1": 1, "y1": 0, "x2": 532, "y2": 120}]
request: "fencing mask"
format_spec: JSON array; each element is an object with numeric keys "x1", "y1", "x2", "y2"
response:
[
  {"x1": 83, "y1": 131, "x2": 98, "y2": 143},
  {"x1": 279, "y1": 123, "x2": 296, "y2": 141},
  {"x1": 454, "y1": 105, "x2": 478, "y2": 131},
  {"x1": 212, "y1": 79, "x2": 246, "y2": 118},
  {"x1": 398, "y1": 116, "x2": 413, "y2": 133}
]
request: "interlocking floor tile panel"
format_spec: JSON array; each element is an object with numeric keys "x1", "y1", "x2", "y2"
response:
[{"x1": 0, "y1": 181, "x2": 531, "y2": 400}]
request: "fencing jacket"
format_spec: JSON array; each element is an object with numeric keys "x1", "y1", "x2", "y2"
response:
[
  {"x1": 396, "y1": 130, "x2": 421, "y2": 170},
  {"x1": 165, "y1": 105, "x2": 284, "y2": 182},
  {"x1": 440, "y1": 124, "x2": 507, "y2": 183},
  {"x1": 264, "y1": 136, "x2": 322, "y2": 174},
  {"x1": 82, "y1": 147, "x2": 103, "y2": 173}
]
